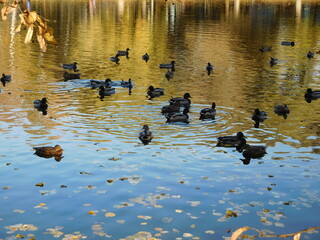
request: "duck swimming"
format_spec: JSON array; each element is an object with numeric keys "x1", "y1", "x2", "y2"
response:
[
  {"x1": 139, "y1": 125, "x2": 153, "y2": 145},
  {"x1": 274, "y1": 104, "x2": 290, "y2": 119},
  {"x1": 121, "y1": 79, "x2": 133, "y2": 88},
  {"x1": 304, "y1": 88, "x2": 320, "y2": 101},
  {"x1": 165, "y1": 70, "x2": 174, "y2": 80},
  {"x1": 252, "y1": 108, "x2": 267, "y2": 123},
  {"x1": 142, "y1": 53, "x2": 150, "y2": 62},
  {"x1": 166, "y1": 108, "x2": 189, "y2": 124},
  {"x1": 63, "y1": 71, "x2": 80, "y2": 80},
  {"x1": 33, "y1": 145, "x2": 63, "y2": 157},
  {"x1": 259, "y1": 46, "x2": 272, "y2": 52},
  {"x1": 206, "y1": 62, "x2": 214, "y2": 75},
  {"x1": 147, "y1": 86, "x2": 164, "y2": 99},
  {"x1": 161, "y1": 101, "x2": 180, "y2": 114},
  {"x1": 159, "y1": 60, "x2": 175, "y2": 70},
  {"x1": 98, "y1": 86, "x2": 116, "y2": 98},
  {"x1": 34, "y1": 98, "x2": 48, "y2": 111},
  {"x1": 216, "y1": 132, "x2": 246, "y2": 148},
  {"x1": 307, "y1": 51, "x2": 314, "y2": 59},
  {"x1": 1, "y1": 73, "x2": 11, "y2": 87},
  {"x1": 270, "y1": 57, "x2": 278, "y2": 66},
  {"x1": 110, "y1": 54, "x2": 120, "y2": 64},
  {"x1": 117, "y1": 48, "x2": 130, "y2": 58},
  {"x1": 199, "y1": 102, "x2": 216, "y2": 120},
  {"x1": 169, "y1": 93, "x2": 191, "y2": 109},
  {"x1": 62, "y1": 62, "x2": 78, "y2": 71},
  {"x1": 242, "y1": 144, "x2": 267, "y2": 160}
]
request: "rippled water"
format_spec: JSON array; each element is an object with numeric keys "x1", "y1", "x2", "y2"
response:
[{"x1": 1, "y1": 0, "x2": 320, "y2": 239}]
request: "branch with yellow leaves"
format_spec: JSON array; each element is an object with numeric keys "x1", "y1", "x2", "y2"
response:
[
  {"x1": 1, "y1": 0, "x2": 57, "y2": 52},
  {"x1": 231, "y1": 226, "x2": 320, "y2": 240}
]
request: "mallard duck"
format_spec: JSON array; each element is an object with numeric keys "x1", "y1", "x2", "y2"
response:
[
  {"x1": 169, "y1": 93, "x2": 191, "y2": 109},
  {"x1": 165, "y1": 70, "x2": 174, "y2": 80},
  {"x1": 1, "y1": 73, "x2": 11, "y2": 87},
  {"x1": 270, "y1": 57, "x2": 278, "y2": 66},
  {"x1": 216, "y1": 132, "x2": 246, "y2": 147},
  {"x1": 33, "y1": 145, "x2": 63, "y2": 157},
  {"x1": 117, "y1": 48, "x2": 130, "y2": 58},
  {"x1": 147, "y1": 86, "x2": 164, "y2": 99},
  {"x1": 139, "y1": 125, "x2": 153, "y2": 145},
  {"x1": 99, "y1": 86, "x2": 115, "y2": 97},
  {"x1": 110, "y1": 54, "x2": 120, "y2": 63},
  {"x1": 142, "y1": 53, "x2": 150, "y2": 62},
  {"x1": 252, "y1": 109, "x2": 267, "y2": 123},
  {"x1": 199, "y1": 102, "x2": 216, "y2": 120},
  {"x1": 90, "y1": 78, "x2": 112, "y2": 89},
  {"x1": 206, "y1": 62, "x2": 214, "y2": 75},
  {"x1": 259, "y1": 46, "x2": 272, "y2": 52},
  {"x1": 166, "y1": 108, "x2": 189, "y2": 123},
  {"x1": 304, "y1": 88, "x2": 320, "y2": 100},
  {"x1": 34, "y1": 98, "x2": 48, "y2": 111},
  {"x1": 62, "y1": 62, "x2": 78, "y2": 71},
  {"x1": 274, "y1": 104, "x2": 290, "y2": 116},
  {"x1": 121, "y1": 79, "x2": 133, "y2": 88},
  {"x1": 161, "y1": 102, "x2": 180, "y2": 114},
  {"x1": 63, "y1": 71, "x2": 80, "y2": 80},
  {"x1": 307, "y1": 51, "x2": 314, "y2": 58},
  {"x1": 159, "y1": 60, "x2": 175, "y2": 70},
  {"x1": 242, "y1": 144, "x2": 267, "y2": 160},
  {"x1": 281, "y1": 41, "x2": 295, "y2": 46}
]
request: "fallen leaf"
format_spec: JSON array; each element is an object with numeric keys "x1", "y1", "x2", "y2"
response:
[
  {"x1": 105, "y1": 212, "x2": 116, "y2": 217},
  {"x1": 230, "y1": 227, "x2": 250, "y2": 240}
]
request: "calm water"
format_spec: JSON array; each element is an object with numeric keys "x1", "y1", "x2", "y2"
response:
[{"x1": 0, "y1": 0, "x2": 320, "y2": 239}]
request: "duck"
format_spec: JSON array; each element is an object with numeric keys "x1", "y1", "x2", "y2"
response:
[
  {"x1": 33, "y1": 145, "x2": 63, "y2": 158},
  {"x1": 62, "y1": 62, "x2": 78, "y2": 71},
  {"x1": 139, "y1": 125, "x2": 153, "y2": 145},
  {"x1": 121, "y1": 79, "x2": 133, "y2": 88},
  {"x1": 270, "y1": 57, "x2": 278, "y2": 66},
  {"x1": 259, "y1": 46, "x2": 272, "y2": 52},
  {"x1": 110, "y1": 54, "x2": 120, "y2": 63},
  {"x1": 216, "y1": 132, "x2": 246, "y2": 148},
  {"x1": 206, "y1": 62, "x2": 214, "y2": 75},
  {"x1": 307, "y1": 51, "x2": 314, "y2": 59},
  {"x1": 159, "y1": 60, "x2": 175, "y2": 70},
  {"x1": 90, "y1": 78, "x2": 112, "y2": 89},
  {"x1": 199, "y1": 102, "x2": 216, "y2": 120},
  {"x1": 1, "y1": 73, "x2": 11, "y2": 87},
  {"x1": 117, "y1": 48, "x2": 130, "y2": 58},
  {"x1": 304, "y1": 88, "x2": 320, "y2": 100},
  {"x1": 274, "y1": 104, "x2": 290, "y2": 119},
  {"x1": 169, "y1": 93, "x2": 191, "y2": 109},
  {"x1": 63, "y1": 71, "x2": 80, "y2": 80},
  {"x1": 281, "y1": 41, "x2": 295, "y2": 46},
  {"x1": 142, "y1": 53, "x2": 150, "y2": 62},
  {"x1": 252, "y1": 108, "x2": 267, "y2": 123},
  {"x1": 242, "y1": 144, "x2": 267, "y2": 160},
  {"x1": 166, "y1": 108, "x2": 189, "y2": 124},
  {"x1": 147, "y1": 86, "x2": 164, "y2": 99},
  {"x1": 165, "y1": 70, "x2": 174, "y2": 80},
  {"x1": 99, "y1": 86, "x2": 116, "y2": 97},
  {"x1": 34, "y1": 98, "x2": 48, "y2": 111},
  {"x1": 161, "y1": 101, "x2": 180, "y2": 114}
]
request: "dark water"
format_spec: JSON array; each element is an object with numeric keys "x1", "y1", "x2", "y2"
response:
[{"x1": 0, "y1": 0, "x2": 320, "y2": 239}]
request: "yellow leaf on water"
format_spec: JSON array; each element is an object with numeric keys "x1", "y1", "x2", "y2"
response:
[
  {"x1": 1, "y1": 7, "x2": 8, "y2": 20},
  {"x1": 293, "y1": 233, "x2": 301, "y2": 240},
  {"x1": 16, "y1": 233, "x2": 24, "y2": 239},
  {"x1": 105, "y1": 212, "x2": 116, "y2": 217},
  {"x1": 3, "y1": 186, "x2": 11, "y2": 189},
  {"x1": 230, "y1": 226, "x2": 250, "y2": 240},
  {"x1": 87, "y1": 211, "x2": 96, "y2": 215},
  {"x1": 175, "y1": 209, "x2": 183, "y2": 213}
]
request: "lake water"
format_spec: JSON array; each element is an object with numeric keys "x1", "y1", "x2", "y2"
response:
[{"x1": 0, "y1": 0, "x2": 320, "y2": 239}]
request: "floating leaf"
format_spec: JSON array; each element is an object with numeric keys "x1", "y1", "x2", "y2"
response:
[
  {"x1": 105, "y1": 212, "x2": 116, "y2": 217},
  {"x1": 293, "y1": 233, "x2": 301, "y2": 240},
  {"x1": 87, "y1": 211, "x2": 97, "y2": 215},
  {"x1": 1, "y1": 6, "x2": 7, "y2": 20},
  {"x1": 183, "y1": 233, "x2": 193, "y2": 238},
  {"x1": 3, "y1": 186, "x2": 11, "y2": 189},
  {"x1": 35, "y1": 182, "x2": 44, "y2": 187},
  {"x1": 16, "y1": 233, "x2": 24, "y2": 238},
  {"x1": 230, "y1": 226, "x2": 250, "y2": 240}
]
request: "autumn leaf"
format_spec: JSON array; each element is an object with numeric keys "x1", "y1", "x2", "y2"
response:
[
  {"x1": 230, "y1": 227, "x2": 250, "y2": 240},
  {"x1": 293, "y1": 233, "x2": 301, "y2": 240},
  {"x1": 1, "y1": 6, "x2": 7, "y2": 20},
  {"x1": 105, "y1": 212, "x2": 116, "y2": 217},
  {"x1": 25, "y1": 25, "x2": 34, "y2": 44},
  {"x1": 37, "y1": 33, "x2": 47, "y2": 52}
]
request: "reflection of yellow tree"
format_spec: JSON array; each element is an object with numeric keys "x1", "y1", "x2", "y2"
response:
[{"x1": 1, "y1": 0, "x2": 57, "y2": 52}]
